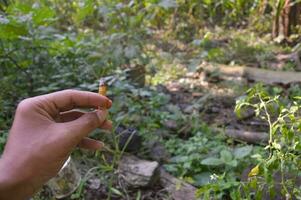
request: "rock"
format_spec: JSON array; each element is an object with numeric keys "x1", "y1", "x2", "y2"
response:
[
  {"x1": 160, "y1": 168, "x2": 197, "y2": 200},
  {"x1": 87, "y1": 178, "x2": 101, "y2": 190},
  {"x1": 115, "y1": 125, "x2": 142, "y2": 152},
  {"x1": 147, "y1": 141, "x2": 170, "y2": 163},
  {"x1": 118, "y1": 155, "x2": 159, "y2": 188}
]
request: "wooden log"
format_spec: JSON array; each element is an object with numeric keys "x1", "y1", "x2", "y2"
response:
[
  {"x1": 224, "y1": 128, "x2": 269, "y2": 144},
  {"x1": 200, "y1": 63, "x2": 301, "y2": 84}
]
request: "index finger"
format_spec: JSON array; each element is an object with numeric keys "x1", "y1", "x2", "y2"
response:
[{"x1": 44, "y1": 89, "x2": 112, "y2": 112}]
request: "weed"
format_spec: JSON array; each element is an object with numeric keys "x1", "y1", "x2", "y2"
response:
[{"x1": 235, "y1": 84, "x2": 301, "y2": 198}]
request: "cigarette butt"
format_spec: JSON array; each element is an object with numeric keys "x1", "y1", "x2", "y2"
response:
[
  {"x1": 98, "y1": 79, "x2": 107, "y2": 96},
  {"x1": 97, "y1": 79, "x2": 114, "y2": 153},
  {"x1": 98, "y1": 79, "x2": 108, "y2": 109}
]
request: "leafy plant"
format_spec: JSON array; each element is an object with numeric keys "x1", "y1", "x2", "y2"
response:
[
  {"x1": 164, "y1": 122, "x2": 258, "y2": 198},
  {"x1": 235, "y1": 84, "x2": 301, "y2": 199}
]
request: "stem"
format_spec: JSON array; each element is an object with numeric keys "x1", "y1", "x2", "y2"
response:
[
  {"x1": 280, "y1": 158, "x2": 290, "y2": 198},
  {"x1": 258, "y1": 94, "x2": 273, "y2": 158},
  {"x1": 105, "y1": 124, "x2": 126, "y2": 200}
]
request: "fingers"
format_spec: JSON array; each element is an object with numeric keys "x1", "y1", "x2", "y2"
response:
[
  {"x1": 78, "y1": 137, "x2": 104, "y2": 150},
  {"x1": 45, "y1": 90, "x2": 112, "y2": 112},
  {"x1": 101, "y1": 120, "x2": 113, "y2": 130},
  {"x1": 63, "y1": 109, "x2": 108, "y2": 142},
  {"x1": 58, "y1": 110, "x2": 85, "y2": 122},
  {"x1": 59, "y1": 111, "x2": 112, "y2": 130}
]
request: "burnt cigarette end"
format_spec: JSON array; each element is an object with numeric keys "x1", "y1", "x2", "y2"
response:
[{"x1": 99, "y1": 78, "x2": 107, "y2": 87}]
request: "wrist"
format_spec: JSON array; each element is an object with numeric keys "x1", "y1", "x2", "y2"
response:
[{"x1": 0, "y1": 157, "x2": 36, "y2": 200}]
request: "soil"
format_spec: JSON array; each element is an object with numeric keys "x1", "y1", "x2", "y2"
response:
[{"x1": 162, "y1": 72, "x2": 269, "y2": 134}]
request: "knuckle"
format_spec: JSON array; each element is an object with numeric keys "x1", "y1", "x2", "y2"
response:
[{"x1": 17, "y1": 99, "x2": 33, "y2": 113}]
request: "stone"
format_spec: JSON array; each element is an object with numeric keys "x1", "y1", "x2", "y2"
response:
[
  {"x1": 118, "y1": 155, "x2": 159, "y2": 188},
  {"x1": 160, "y1": 168, "x2": 197, "y2": 200},
  {"x1": 115, "y1": 125, "x2": 142, "y2": 152},
  {"x1": 147, "y1": 141, "x2": 170, "y2": 163},
  {"x1": 87, "y1": 178, "x2": 101, "y2": 190}
]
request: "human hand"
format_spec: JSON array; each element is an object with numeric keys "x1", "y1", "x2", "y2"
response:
[{"x1": 0, "y1": 90, "x2": 112, "y2": 200}]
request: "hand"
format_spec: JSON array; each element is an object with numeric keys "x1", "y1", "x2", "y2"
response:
[{"x1": 0, "y1": 90, "x2": 112, "y2": 200}]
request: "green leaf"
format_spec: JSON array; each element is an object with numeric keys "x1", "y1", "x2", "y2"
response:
[
  {"x1": 201, "y1": 157, "x2": 223, "y2": 166},
  {"x1": 32, "y1": 7, "x2": 55, "y2": 26},
  {"x1": 220, "y1": 150, "x2": 232, "y2": 163},
  {"x1": 0, "y1": 23, "x2": 27, "y2": 39},
  {"x1": 110, "y1": 187, "x2": 124, "y2": 197},
  {"x1": 74, "y1": 0, "x2": 94, "y2": 24},
  {"x1": 193, "y1": 172, "x2": 212, "y2": 186},
  {"x1": 7, "y1": 2, "x2": 32, "y2": 14},
  {"x1": 234, "y1": 145, "x2": 253, "y2": 159},
  {"x1": 226, "y1": 160, "x2": 238, "y2": 167}
]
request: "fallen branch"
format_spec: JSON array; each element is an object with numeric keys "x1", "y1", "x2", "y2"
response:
[
  {"x1": 200, "y1": 63, "x2": 301, "y2": 84},
  {"x1": 224, "y1": 128, "x2": 268, "y2": 144}
]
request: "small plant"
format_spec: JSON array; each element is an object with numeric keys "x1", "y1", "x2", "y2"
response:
[
  {"x1": 235, "y1": 84, "x2": 301, "y2": 199},
  {"x1": 164, "y1": 121, "x2": 258, "y2": 199}
]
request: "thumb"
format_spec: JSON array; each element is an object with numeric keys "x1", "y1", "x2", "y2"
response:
[{"x1": 65, "y1": 109, "x2": 108, "y2": 142}]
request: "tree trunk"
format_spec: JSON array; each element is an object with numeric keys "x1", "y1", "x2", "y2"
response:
[{"x1": 273, "y1": 0, "x2": 301, "y2": 39}]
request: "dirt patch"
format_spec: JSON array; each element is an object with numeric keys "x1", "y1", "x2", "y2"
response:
[{"x1": 161, "y1": 72, "x2": 268, "y2": 135}]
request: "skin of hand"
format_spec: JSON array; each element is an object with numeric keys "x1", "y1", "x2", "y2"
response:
[{"x1": 0, "y1": 90, "x2": 112, "y2": 200}]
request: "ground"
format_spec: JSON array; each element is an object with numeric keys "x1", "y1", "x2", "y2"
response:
[{"x1": 32, "y1": 29, "x2": 301, "y2": 200}]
